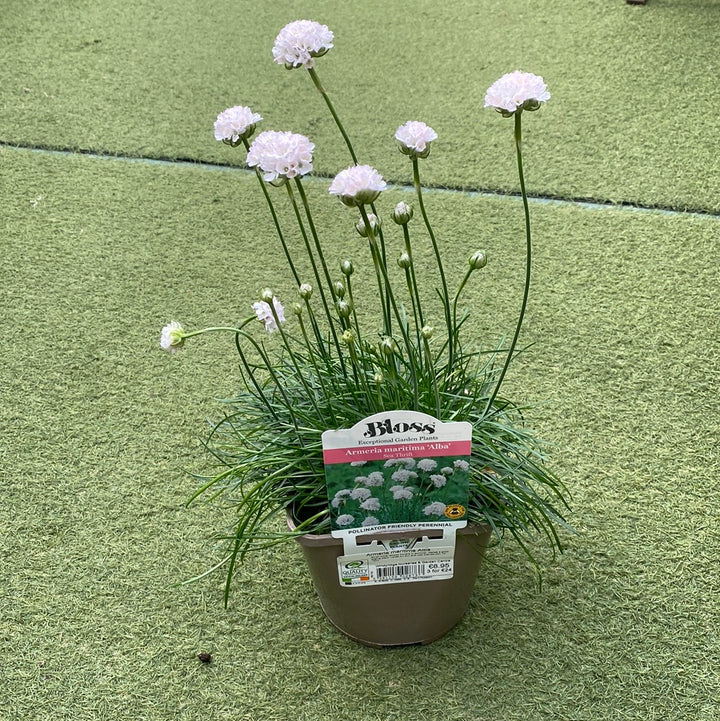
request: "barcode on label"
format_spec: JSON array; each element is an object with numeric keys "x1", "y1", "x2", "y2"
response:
[{"x1": 376, "y1": 562, "x2": 427, "y2": 579}]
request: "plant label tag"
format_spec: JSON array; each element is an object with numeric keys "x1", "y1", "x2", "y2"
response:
[
  {"x1": 322, "y1": 411, "x2": 472, "y2": 586},
  {"x1": 322, "y1": 410, "x2": 472, "y2": 537},
  {"x1": 336, "y1": 530, "x2": 457, "y2": 586}
]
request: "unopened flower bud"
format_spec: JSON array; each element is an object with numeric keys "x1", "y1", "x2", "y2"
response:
[
  {"x1": 336, "y1": 300, "x2": 352, "y2": 318},
  {"x1": 261, "y1": 287, "x2": 274, "y2": 302},
  {"x1": 380, "y1": 337, "x2": 397, "y2": 355},
  {"x1": 469, "y1": 251, "x2": 487, "y2": 270},
  {"x1": 355, "y1": 213, "x2": 381, "y2": 238},
  {"x1": 340, "y1": 259, "x2": 354, "y2": 277},
  {"x1": 299, "y1": 283, "x2": 313, "y2": 299},
  {"x1": 374, "y1": 372, "x2": 384, "y2": 385},
  {"x1": 397, "y1": 252, "x2": 411, "y2": 269},
  {"x1": 392, "y1": 201, "x2": 414, "y2": 225},
  {"x1": 341, "y1": 329, "x2": 355, "y2": 345},
  {"x1": 334, "y1": 281, "x2": 345, "y2": 298},
  {"x1": 293, "y1": 303, "x2": 303, "y2": 316},
  {"x1": 421, "y1": 325, "x2": 434, "y2": 339}
]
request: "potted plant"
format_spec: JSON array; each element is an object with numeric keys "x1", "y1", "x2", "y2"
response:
[{"x1": 160, "y1": 20, "x2": 571, "y2": 647}]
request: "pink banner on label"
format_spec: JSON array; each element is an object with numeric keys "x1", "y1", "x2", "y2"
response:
[{"x1": 323, "y1": 440, "x2": 471, "y2": 465}]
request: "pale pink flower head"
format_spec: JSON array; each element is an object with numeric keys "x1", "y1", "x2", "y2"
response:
[
  {"x1": 246, "y1": 130, "x2": 314, "y2": 183},
  {"x1": 272, "y1": 20, "x2": 334, "y2": 69},
  {"x1": 484, "y1": 71, "x2": 550, "y2": 116},
  {"x1": 395, "y1": 121, "x2": 438, "y2": 159},
  {"x1": 252, "y1": 295, "x2": 285, "y2": 333},
  {"x1": 329, "y1": 164, "x2": 387, "y2": 207},
  {"x1": 213, "y1": 106, "x2": 262, "y2": 146},
  {"x1": 160, "y1": 321, "x2": 185, "y2": 353}
]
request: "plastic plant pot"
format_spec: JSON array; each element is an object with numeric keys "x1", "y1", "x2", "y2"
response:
[{"x1": 289, "y1": 516, "x2": 492, "y2": 648}]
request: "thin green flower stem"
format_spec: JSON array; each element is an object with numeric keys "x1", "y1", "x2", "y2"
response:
[
  {"x1": 452, "y1": 266, "x2": 474, "y2": 354},
  {"x1": 343, "y1": 275, "x2": 375, "y2": 386},
  {"x1": 362, "y1": 230, "x2": 392, "y2": 334},
  {"x1": 178, "y1": 316, "x2": 255, "y2": 343},
  {"x1": 285, "y1": 183, "x2": 348, "y2": 377},
  {"x1": 285, "y1": 182, "x2": 331, "y2": 311},
  {"x1": 242, "y1": 138, "x2": 301, "y2": 286},
  {"x1": 411, "y1": 155, "x2": 453, "y2": 370},
  {"x1": 294, "y1": 178, "x2": 337, "y2": 302},
  {"x1": 302, "y1": 297, "x2": 330, "y2": 361},
  {"x1": 402, "y1": 224, "x2": 426, "y2": 329},
  {"x1": 237, "y1": 329, "x2": 304, "y2": 438},
  {"x1": 233, "y1": 332, "x2": 280, "y2": 423},
  {"x1": 402, "y1": 267, "x2": 422, "y2": 349},
  {"x1": 268, "y1": 303, "x2": 323, "y2": 419},
  {"x1": 302, "y1": 299, "x2": 346, "y2": 399},
  {"x1": 347, "y1": 340, "x2": 376, "y2": 412},
  {"x1": 360, "y1": 206, "x2": 419, "y2": 409},
  {"x1": 297, "y1": 314, "x2": 339, "y2": 426},
  {"x1": 484, "y1": 111, "x2": 532, "y2": 417},
  {"x1": 423, "y1": 336, "x2": 441, "y2": 417},
  {"x1": 344, "y1": 275, "x2": 362, "y2": 341},
  {"x1": 306, "y1": 66, "x2": 391, "y2": 332},
  {"x1": 307, "y1": 67, "x2": 358, "y2": 164}
]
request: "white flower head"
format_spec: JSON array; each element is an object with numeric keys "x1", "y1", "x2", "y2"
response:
[
  {"x1": 272, "y1": 20, "x2": 334, "y2": 69},
  {"x1": 246, "y1": 130, "x2": 314, "y2": 183},
  {"x1": 252, "y1": 296, "x2": 285, "y2": 333},
  {"x1": 364, "y1": 471, "x2": 385, "y2": 487},
  {"x1": 160, "y1": 321, "x2": 185, "y2": 353},
  {"x1": 441, "y1": 466, "x2": 454, "y2": 476},
  {"x1": 383, "y1": 457, "x2": 415, "y2": 469},
  {"x1": 329, "y1": 165, "x2": 386, "y2": 207},
  {"x1": 332, "y1": 490, "x2": 351, "y2": 508},
  {"x1": 391, "y1": 469, "x2": 418, "y2": 484},
  {"x1": 214, "y1": 106, "x2": 262, "y2": 146},
  {"x1": 336, "y1": 513, "x2": 354, "y2": 527},
  {"x1": 360, "y1": 498, "x2": 381, "y2": 511},
  {"x1": 391, "y1": 486, "x2": 414, "y2": 500},
  {"x1": 350, "y1": 460, "x2": 367, "y2": 467},
  {"x1": 395, "y1": 120, "x2": 438, "y2": 159},
  {"x1": 484, "y1": 71, "x2": 550, "y2": 116},
  {"x1": 417, "y1": 458, "x2": 438, "y2": 473},
  {"x1": 430, "y1": 474, "x2": 447, "y2": 488},
  {"x1": 361, "y1": 516, "x2": 380, "y2": 527},
  {"x1": 423, "y1": 502, "x2": 447, "y2": 517},
  {"x1": 453, "y1": 459, "x2": 470, "y2": 472},
  {"x1": 350, "y1": 487, "x2": 372, "y2": 501}
]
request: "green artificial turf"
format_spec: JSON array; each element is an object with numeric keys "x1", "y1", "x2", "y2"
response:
[
  {"x1": 2, "y1": 146, "x2": 719, "y2": 720},
  {"x1": 1, "y1": 0, "x2": 720, "y2": 212},
  {"x1": 2, "y1": 0, "x2": 720, "y2": 717}
]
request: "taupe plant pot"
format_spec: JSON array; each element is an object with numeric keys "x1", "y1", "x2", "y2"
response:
[{"x1": 289, "y1": 516, "x2": 492, "y2": 648}]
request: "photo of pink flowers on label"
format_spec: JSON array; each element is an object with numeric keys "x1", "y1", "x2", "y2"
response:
[{"x1": 322, "y1": 411, "x2": 472, "y2": 533}]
